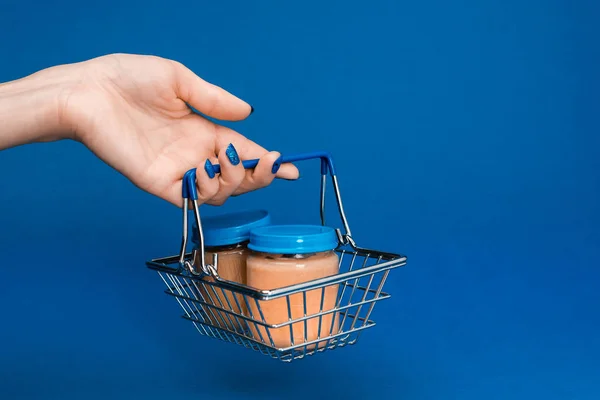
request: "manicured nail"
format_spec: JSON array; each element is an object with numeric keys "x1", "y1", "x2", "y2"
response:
[
  {"x1": 250, "y1": 105, "x2": 254, "y2": 115},
  {"x1": 226, "y1": 143, "x2": 240, "y2": 165},
  {"x1": 271, "y1": 156, "x2": 282, "y2": 174},
  {"x1": 204, "y1": 159, "x2": 215, "y2": 178}
]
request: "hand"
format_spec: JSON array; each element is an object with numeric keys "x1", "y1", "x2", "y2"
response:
[{"x1": 46, "y1": 53, "x2": 299, "y2": 206}]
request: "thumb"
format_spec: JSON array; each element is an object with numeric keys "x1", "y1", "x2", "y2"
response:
[{"x1": 173, "y1": 61, "x2": 253, "y2": 121}]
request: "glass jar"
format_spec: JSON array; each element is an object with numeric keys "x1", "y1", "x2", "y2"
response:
[
  {"x1": 246, "y1": 225, "x2": 340, "y2": 349},
  {"x1": 191, "y1": 210, "x2": 271, "y2": 330}
]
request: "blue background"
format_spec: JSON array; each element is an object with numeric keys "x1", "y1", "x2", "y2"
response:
[{"x1": 1, "y1": 0, "x2": 599, "y2": 399}]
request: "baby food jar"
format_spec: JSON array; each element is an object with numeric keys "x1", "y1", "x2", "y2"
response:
[
  {"x1": 192, "y1": 210, "x2": 271, "y2": 330},
  {"x1": 246, "y1": 225, "x2": 341, "y2": 349}
]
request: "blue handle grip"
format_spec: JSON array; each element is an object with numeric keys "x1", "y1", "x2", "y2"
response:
[{"x1": 182, "y1": 151, "x2": 335, "y2": 200}]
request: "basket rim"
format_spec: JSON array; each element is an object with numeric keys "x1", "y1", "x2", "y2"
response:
[{"x1": 147, "y1": 247, "x2": 406, "y2": 300}]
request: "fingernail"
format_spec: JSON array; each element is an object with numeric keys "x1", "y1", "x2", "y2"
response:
[
  {"x1": 271, "y1": 156, "x2": 282, "y2": 174},
  {"x1": 226, "y1": 143, "x2": 240, "y2": 165},
  {"x1": 250, "y1": 105, "x2": 254, "y2": 115},
  {"x1": 204, "y1": 159, "x2": 215, "y2": 178}
]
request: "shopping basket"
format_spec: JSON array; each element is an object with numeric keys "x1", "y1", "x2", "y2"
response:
[{"x1": 146, "y1": 151, "x2": 407, "y2": 362}]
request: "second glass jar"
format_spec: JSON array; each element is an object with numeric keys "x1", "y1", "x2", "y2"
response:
[{"x1": 192, "y1": 210, "x2": 271, "y2": 330}]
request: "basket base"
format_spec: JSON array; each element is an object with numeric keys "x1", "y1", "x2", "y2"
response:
[{"x1": 181, "y1": 311, "x2": 375, "y2": 362}]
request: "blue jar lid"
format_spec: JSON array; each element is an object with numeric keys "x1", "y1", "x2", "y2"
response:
[
  {"x1": 192, "y1": 210, "x2": 271, "y2": 247},
  {"x1": 248, "y1": 225, "x2": 339, "y2": 254}
]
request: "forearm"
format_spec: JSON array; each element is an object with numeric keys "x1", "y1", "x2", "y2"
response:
[{"x1": 0, "y1": 66, "x2": 78, "y2": 150}]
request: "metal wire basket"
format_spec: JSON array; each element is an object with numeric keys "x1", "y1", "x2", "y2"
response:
[{"x1": 147, "y1": 152, "x2": 407, "y2": 362}]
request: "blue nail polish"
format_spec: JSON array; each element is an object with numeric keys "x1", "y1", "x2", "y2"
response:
[
  {"x1": 271, "y1": 156, "x2": 282, "y2": 174},
  {"x1": 226, "y1": 143, "x2": 240, "y2": 165},
  {"x1": 204, "y1": 159, "x2": 215, "y2": 178}
]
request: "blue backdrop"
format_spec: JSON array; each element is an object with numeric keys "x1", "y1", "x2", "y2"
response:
[{"x1": 1, "y1": 0, "x2": 598, "y2": 399}]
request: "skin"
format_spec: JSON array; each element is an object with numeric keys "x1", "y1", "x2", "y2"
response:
[{"x1": 0, "y1": 53, "x2": 299, "y2": 206}]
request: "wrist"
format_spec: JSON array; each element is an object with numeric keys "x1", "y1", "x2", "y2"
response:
[{"x1": 0, "y1": 63, "x2": 83, "y2": 149}]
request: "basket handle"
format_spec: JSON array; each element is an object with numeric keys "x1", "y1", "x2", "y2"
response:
[
  {"x1": 181, "y1": 151, "x2": 335, "y2": 200},
  {"x1": 178, "y1": 151, "x2": 354, "y2": 276}
]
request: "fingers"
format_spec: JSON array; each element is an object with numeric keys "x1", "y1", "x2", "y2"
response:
[
  {"x1": 172, "y1": 61, "x2": 252, "y2": 121},
  {"x1": 159, "y1": 122, "x2": 301, "y2": 208},
  {"x1": 169, "y1": 147, "x2": 296, "y2": 208},
  {"x1": 274, "y1": 161, "x2": 300, "y2": 180},
  {"x1": 251, "y1": 151, "x2": 282, "y2": 187},
  {"x1": 191, "y1": 148, "x2": 287, "y2": 205},
  {"x1": 204, "y1": 143, "x2": 246, "y2": 206},
  {"x1": 213, "y1": 126, "x2": 301, "y2": 181},
  {"x1": 195, "y1": 158, "x2": 220, "y2": 204},
  {"x1": 232, "y1": 151, "x2": 281, "y2": 196}
]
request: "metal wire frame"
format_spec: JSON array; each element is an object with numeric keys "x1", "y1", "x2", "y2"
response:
[{"x1": 148, "y1": 246, "x2": 406, "y2": 362}]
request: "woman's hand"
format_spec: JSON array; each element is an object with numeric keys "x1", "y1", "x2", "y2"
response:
[{"x1": 0, "y1": 53, "x2": 298, "y2": 206}]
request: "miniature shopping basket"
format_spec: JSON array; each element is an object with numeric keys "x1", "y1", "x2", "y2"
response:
[{"x1": 146, "y1": 152, "x2": 407, "y2": 362}]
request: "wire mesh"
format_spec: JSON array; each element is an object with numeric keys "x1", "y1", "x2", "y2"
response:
[{"x1": 150, "y1": 247, "x2": 404, "y2": 362}]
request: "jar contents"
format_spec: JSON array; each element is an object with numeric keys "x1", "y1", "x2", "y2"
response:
[
  {"x1": 195, "y1": 244, "x2": 247, "y2": 331},
  {"x1": 246, "y1": 225, "x2": 341, "y2": 349},
  {"x1": 190, "y1": 210, "x2": 271, "y2": 332},
  {"x1": 247, "y1": 252, "x2": 340, "y2": 348}
]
